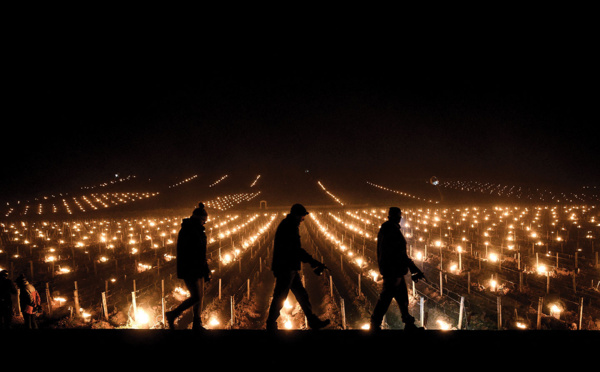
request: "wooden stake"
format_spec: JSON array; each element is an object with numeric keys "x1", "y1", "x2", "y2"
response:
[
  {"x1": 45, "y1": 283, "x2": 52, "y2": 316},
  {"x1": 519, "y1": 271, "x2": 523, "y2": 292},
  {"x1": 467, "y1": 271, "x2": 471, "y2": 294},
  {"x1": 578, "y1": 297, "x2": 584, "y2": 330},
  {"x1": 74, "y1": 281, "x2": 81, "y2": 317},
  {"x1": 420, "y1": 296, "x2": 425, "y2": 328},
  {"x1": 497, "y1": 296, "x2": 502, "y2": 330},
  {"x1": 458, "y1": 296, "x2": 465, "y2": 330},
  {"x1": 132, "y1": 291, "x2": 137, "y2": 322},
  {"x1": 341, "y1": 298, "x2": 346, "y2": 330},
  {"x1": 101, "y1": 292, "x2": 108, "y2": 320},
  {"x1": 16, "y1": 288, "x2": 21, "y2": 317},
  {"x1": 537, "y1": 297, "x2": 543, "y2": 330},
  {"x1": 330, "y1": 276, "x2": 333, "y2": 298},
  {"x1": 230, "y1": 296, "x2": 235, "y2": 327}
]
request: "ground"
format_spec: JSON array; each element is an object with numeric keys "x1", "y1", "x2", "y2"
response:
[{"x1": 4, "y1": 328, "x2": 598, "y2": 368}]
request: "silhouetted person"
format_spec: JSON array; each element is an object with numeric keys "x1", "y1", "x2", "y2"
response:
[
  {"x1": 166, "y1": 203, "x2": 211, "y2": 331},
  {"x1": 0, "y1": 270, "x2": 17, "y2": 329},
  {"x1": 266, "y1": 203, "x2": 330, "y2": 331},
  {"x1": 370, "y1": 207, "x2": 425, "y2": 331},
  {"x1": 15, "y1": 274, "x2": 41, "y2": 329}
]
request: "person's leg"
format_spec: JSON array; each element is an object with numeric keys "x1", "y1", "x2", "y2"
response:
[
  {"x1": 0, "y1": 309, "x2": 11, "y2": 329},
  {"x1": 393, "y1": 277, "x2": 415, "y2": 325},
  {"x1": 166, "y1": 278, "x2": 202, "y2": 329},
  {"x1": 289, "y1": 273, "x2": 330, "y2": 329},
  {"x1": 289, "y1": 272, "x2": 313, "y2": 317},
  {"x1": 370, "y1": 277, "x2": 395, "y2": 329},
  {"x1": 266, "y1": 272, "x2": 294, "y2": 328},
  {"x1": 191, "y1": 278, "x2": 204, "y2": 328},
  {"x1": 23, "y1": 313, "x2": 33, "y2": 329}
]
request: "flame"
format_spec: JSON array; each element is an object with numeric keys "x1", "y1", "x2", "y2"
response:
[
  {"x1": 436, "y1": 319, "x2": 452, "y2": 330},
  {"x1": 536, "y1": 265, "x2": 547, "y2": 275},
  {"x1": 134, "y1": 308, "x2": 150, "y2": 326}
]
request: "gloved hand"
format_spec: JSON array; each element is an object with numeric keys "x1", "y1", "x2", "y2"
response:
[{"x1": 411, "y1": 270, "x2": 426, "y2": 283}]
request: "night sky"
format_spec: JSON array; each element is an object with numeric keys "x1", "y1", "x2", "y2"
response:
[{"x1": 3, "y1": 16, "x2": 598, "y2": 202}]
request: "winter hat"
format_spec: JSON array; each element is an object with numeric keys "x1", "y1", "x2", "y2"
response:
[{"x1": 192, "y1": 202, "x2": 208, "y2": 219}]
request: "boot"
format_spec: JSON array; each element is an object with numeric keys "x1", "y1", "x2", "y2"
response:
[
  {"x1": 266, "y1": 321, "x2": 278, "y2": 332},
  {"x1": 369, "y1": 323, "x2": 382, "y2": 332},
  {"x1": 308, "y1": 317, "x2": 330, "y2": 330},
  {"x1": 403, "y1": 321, "x2": 424, "y2": 331},
  {"x1": 165, "y1": 311, "x2": 177, "y2": 330},
  {"x1": 192, "y1": 319, "x2": 206, "y2": 332}
]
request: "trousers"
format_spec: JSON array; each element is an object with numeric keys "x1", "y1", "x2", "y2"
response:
[
  {"x1": 170, "y1": 278, "x2": 204, "y2": 324},
  {"x1": 267, "y1": 271, "x2": 317, "y2": 325},
  {"x1": 370, "y1": 276, "x2": 415, "y2": 327},
  {"x1": 23, "y1": 313, "x2": 38, "y2": 329}
]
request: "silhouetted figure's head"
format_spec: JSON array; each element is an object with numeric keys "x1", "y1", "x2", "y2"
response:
[
  {"x1": 15, "y1": 274, "x2": 28, "y2": 287},
  {"x1": 192, "y1": 202, "x2": 208, "y2": 224},
  {"x1": 388, "y1": 207, "x2": 402, "y2": 224},
  {"x1": 290, "y1": 203, "x2": 309, "y2": 224}
]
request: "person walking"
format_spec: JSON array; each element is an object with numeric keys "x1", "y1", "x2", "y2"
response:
[
  {"x1": 266, "y1": 203, "x2": 330, "y2": 331},
  {"x1": 370, "y1": 207, "x2": 426, "y2": 331},
  {"x1": 0, "y1": 270, "x2": 17, "y2": 329},
  {"x1": 166, "y1": 203, "x2": 211, "y2": 331},
  {"x1": 15, "y1": 274, "x2": 41, "y2": 329}
]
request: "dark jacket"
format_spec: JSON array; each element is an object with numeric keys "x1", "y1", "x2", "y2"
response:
[
  {"x1": 377, "y1": 220, "x2": 419, "y2": 278},
  {"x1": 271, "y1": 214, "x2": 319, "y2": 275},
  {"x1": 176, "y1": 218, "x2": 210, "y2": 280},
  {"x1": 0, "y1": 277, "x2": 17, "y2": 312}
]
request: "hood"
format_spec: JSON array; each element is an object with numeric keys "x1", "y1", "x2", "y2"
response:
[{"x1": 181, "y1": 217, "x2": 205, "y2": 230}]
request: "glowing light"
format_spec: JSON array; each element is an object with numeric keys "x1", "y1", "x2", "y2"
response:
[
  {"x1": 436, "y1": 319, "x2": 452, "y2": 330},
  {"x1": 53, "y1": 297, "x2": 67, "y2": 305},
  {"x1": 222, "y1": 253, "x2": 233, "y2": 265},
  {"x1": 45, "y1": 255, "x2": 56, "y2": 262},
  {"x1": 134, "y1": 308, "x2": 150, "y2": 326},
  {"x1": 369, "y1": 270, "x2": 379, "y2": 281},
  {"x1": 536, "y1": 265, "x2": 547, "y2": 275},
  {"x1": 550, "y1": 304, "x2": 562, "y2": 319}
]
